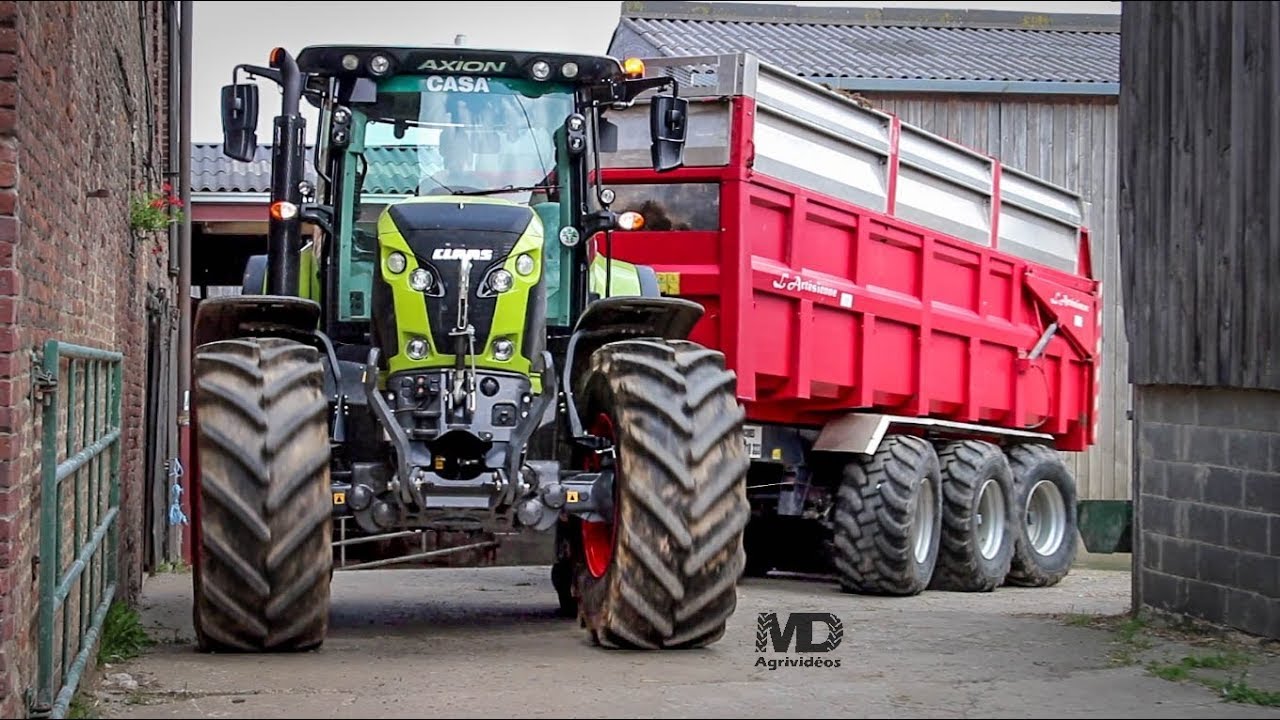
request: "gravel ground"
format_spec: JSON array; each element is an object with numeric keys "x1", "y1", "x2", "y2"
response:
[{"x1": 83, "y1": 561, "x2": 1279, "y2": 719}]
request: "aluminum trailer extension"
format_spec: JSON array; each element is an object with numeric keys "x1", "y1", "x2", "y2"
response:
[{"x1": 594, "y1": 52, "x2": 1101, "y2": 594}]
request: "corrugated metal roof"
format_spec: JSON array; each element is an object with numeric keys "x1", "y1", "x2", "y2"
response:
[
  {"x1": 192, "y1": 142, "x2": 421, "y2": 194},
  {"x1": 610, "y1": 3, "x2": 1120, "y2": 87}
]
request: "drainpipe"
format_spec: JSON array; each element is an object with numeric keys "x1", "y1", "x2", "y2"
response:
[
  {"x1": 168, "y1": 2, "x2": 180, "y2": 279},
  {"x1": 162, "y1": 0, "x2": 180, "y2": 568},
  {"x1": 177, "y1": 0, "x2": 194, "y2": 562}
]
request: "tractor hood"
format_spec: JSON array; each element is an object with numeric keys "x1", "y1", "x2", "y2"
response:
[
  {"x1": 385, "y1": 199, "x2": 534, "y2": 277},
  {"x1": 376, "y1": 197, "x2": 542, "y2": 369}
]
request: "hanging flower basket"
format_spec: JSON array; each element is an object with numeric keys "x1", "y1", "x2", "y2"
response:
[
  {"x1": 130, "y1": 182, "x2": 184, "y2": 256},
  {"x1": 130, "y1": 182, "x2": 184, "y2": 234}
]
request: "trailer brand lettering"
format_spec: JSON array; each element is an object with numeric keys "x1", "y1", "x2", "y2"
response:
[
  {"x1": 425, "y1": 75, "x2": 491, "y2": 93},
  {"x1": 755, "y1": 612, "x2": 843, "y2": 669},
  {"x1": 417, "y1": 59, "x2": 508, "y2": 74},
  {"x1": 773, "y1": 272, "x2": 839, "y2": 299},
  {"x1": 1050, "y1": 292, "x2": 1090, "y2": 312},
  {"x1": 432, "y1": 248, "x2": 494, "y2": 262}
]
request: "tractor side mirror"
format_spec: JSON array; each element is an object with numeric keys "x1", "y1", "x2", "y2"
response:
[
  {"x1": 221, "y1": 83, "x2": 259, "y2": 163},
  {"x1": 649, "y1": 93, "x2": 687, "y2": 173}
]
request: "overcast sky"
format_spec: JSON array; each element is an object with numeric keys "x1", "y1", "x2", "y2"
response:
[{"x1": 190, "y1": 0, "x2": 1121, "y2": 143}]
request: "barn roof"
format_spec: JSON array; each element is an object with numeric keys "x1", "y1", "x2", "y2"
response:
[
  {"x1": 607, "y1": 1, "x2": 1121, "y2": 95},
  {"x1": 192, "y1": 142, "x2": 420, "y2": 195}
]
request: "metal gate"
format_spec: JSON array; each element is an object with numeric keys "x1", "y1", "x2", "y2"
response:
[{"x1": 32, "y1": 340, "x2": 123, "y2": 719}]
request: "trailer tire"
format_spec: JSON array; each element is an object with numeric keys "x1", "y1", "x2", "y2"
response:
[
  {"x1": 1005, "y1": 443, "x2": 1078, "y2": 588},
  {"x1": 831, "y1": 434, "x2": 942, "y2": 596},
  {"x1": 191, "y1": 336, "x2": 333, "y2": 653},
  {"x1": 572, "y1": 338, "x2": 750, "y2": 649},
  {"x1": 928, "y1": 440, "x2": 1016, "y2": 592}
]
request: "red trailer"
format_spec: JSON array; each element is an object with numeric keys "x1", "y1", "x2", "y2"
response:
[{"x1": 596, "y1": 53, "x2": 1099, "y2": 594}]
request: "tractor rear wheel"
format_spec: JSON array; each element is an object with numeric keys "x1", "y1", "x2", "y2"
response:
[
  {"x1": 191, "y1": 336, "x2": 333, "y2": 653},
  {"x1": 572, "y1": 338, "x2": 750, "y2": 650}
]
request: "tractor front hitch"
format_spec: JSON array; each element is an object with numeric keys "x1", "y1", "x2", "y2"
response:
[{"x1": 516, "y1": 468, "x2": 615, "y2": 532}]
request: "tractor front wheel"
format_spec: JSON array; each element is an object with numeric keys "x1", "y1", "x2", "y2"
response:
[
  {"x1": 191, "y1": 336, "x2": 333, "y2": 653},
  {"x1": 571, "y1": 338, "x2": 750, "y2": 650}
]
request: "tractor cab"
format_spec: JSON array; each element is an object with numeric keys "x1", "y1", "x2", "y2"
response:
[{"x1": 220, "y1": 45, "x2": 687, "y2": 347}]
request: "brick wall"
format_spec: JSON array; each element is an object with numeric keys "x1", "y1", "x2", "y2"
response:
[
  {"x1": 0, "y1": 2, "x2": 174, "y2": 716},
  {"x1": 1134, "y1": 385, "x2": 1280, "y2": 639}
]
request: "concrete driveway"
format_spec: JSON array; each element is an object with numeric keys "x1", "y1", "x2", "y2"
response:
[{"x1": 86, "y1": 559, "x2": 1279, "y2": 719}]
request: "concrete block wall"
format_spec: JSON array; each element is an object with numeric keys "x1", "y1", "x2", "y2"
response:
[{"x1": 1134, "y1": 385, "x2": 1280, "y2": 639}]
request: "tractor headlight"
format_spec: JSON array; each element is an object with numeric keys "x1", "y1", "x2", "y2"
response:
[
  {"x1": 492, "y1": 338, "x2": 515, "y2": 361},
  {"x1": 531, "y1": 60, "x2": 551, "y2": 80},
  {"x1": 488, "y1": 269, "x2": 513, "y2": 293},
  {"x1": 515, "y1": 253, "x2": 535, "y2": 276},
  {"x1": 405, "y1": 337, "x2": 429, "y2": 360},
  {"x1": 409, "y1": 267, "x2": 433, "y2": 292},
  {"x1": 386, "y1": 252, "x2": 407, "y2": 274}
]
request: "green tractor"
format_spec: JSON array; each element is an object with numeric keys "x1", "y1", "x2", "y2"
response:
[{"x1": 191, "y1": 45, "x2": 749, "y2": 652}]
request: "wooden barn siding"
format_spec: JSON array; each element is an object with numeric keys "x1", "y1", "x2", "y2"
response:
[
  {"x1": 863, "y1": 92, "x2": 1128, "y2": 501},
  {"x1": 1119, "y1": 1, "x2": 1280, "y2": 391}
]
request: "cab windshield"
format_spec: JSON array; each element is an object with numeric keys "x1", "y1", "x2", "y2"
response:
[
  {"x1": 361, "y1": 75, "x2": 571, "y2": 203},
  {"x1": 334, "y1": 74, "x2": 574, "y2": 325}
]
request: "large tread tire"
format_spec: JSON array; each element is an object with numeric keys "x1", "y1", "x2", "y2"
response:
[
  {"x1": 191, "y1": 336, "x2": 333, "y2": 653},
  {"x1": 1005, "y1": 443, "x2": 1078, "y2": 588},
  {"x1": 831, "y1": 434, "x2": 942, "y2": 596},
  {"x1": 551, "y1": 559, "x2": 577, "y2": 618},
  {"x1": 928, "y1": 440, "x2": 1016, "y2": 592},
  {"x1": 572, "y1": 338, "x2": 750, "y2": 650},
  {"x1": 551, "y1": 521, "x2": 579, "y2": 618}
]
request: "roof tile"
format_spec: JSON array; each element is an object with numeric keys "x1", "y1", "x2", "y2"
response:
[
  {"x1": 615, "y1": 15, "x2": 1119, "y2": 84},
  {"x1": 192, "y1": 142, "x2": 420, "y2": 194}
]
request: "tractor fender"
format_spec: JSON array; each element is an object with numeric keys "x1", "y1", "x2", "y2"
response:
[
  {"x1": 635, "y1": 265, "x2": 663, "y2": 299},
  {"x1": 560, "y1": 296, "x2": 705, "y2": 441},
  {"x1": 193, "y1": 295, "x2": 322, "y2": 350}
]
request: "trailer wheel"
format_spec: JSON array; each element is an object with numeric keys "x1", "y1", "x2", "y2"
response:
[
  {"x1": 928, "y1": 440, "x2": 1016, "y2": 592},
  {"x1": 191, "y1": 337, "x2": 333, "y2": 653},
  {"x1": 831, "y1": 434, "x2": 942, "y2": 596},
  {"x1": 1005, "y1": 443, "x2": 1078, "y2": 587},
  {"x1": 572, "y1": 339, "x2": 750, "y2": 649}
]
